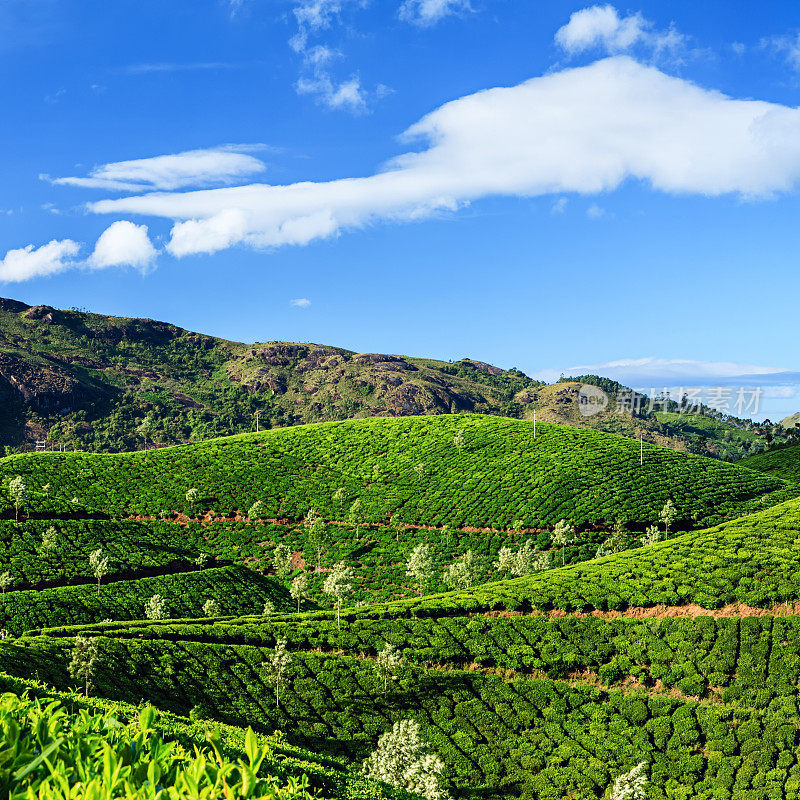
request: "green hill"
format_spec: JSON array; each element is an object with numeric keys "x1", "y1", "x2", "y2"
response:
[
  {"x1": 6, "y1": 415, "x2": 800, "y2": 799},
  {"x1": 8, "y1": 498, "x2": 800, "y2": 799},
  {"x1": 0, "y1": 296, "x2": 788, "y2": 460},
  {"x1": 740, "y1": 443, "x2": 800, "y2": 484},
  {"x1": 1, "y1": 415, "x2": 792, "y2": 529}
]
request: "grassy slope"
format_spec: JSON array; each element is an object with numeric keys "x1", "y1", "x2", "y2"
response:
[
  {"x1": 1, "y1": 415, "x2": 793, "y2": 529},
  {"x1": 740, "y1": 443, "x2": 800, "y2": 484}
]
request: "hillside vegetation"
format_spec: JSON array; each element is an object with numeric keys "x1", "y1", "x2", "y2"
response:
[
  {"x1": 0, "y1": 296, "x2": 788, "y2": 459},
  {"x1": 740, "y1": 443, "x2": 800, "y2": 484},
  {"x1": 1, "y1": 415, "x2": 792, "y2": 529},
  {"x1": 6, "y1": 415, "x2": 800, "y2": 799}
]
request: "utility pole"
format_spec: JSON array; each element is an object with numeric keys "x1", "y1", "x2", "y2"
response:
[
  {"x1": 640, "y1": 432, "x2": 643, "y2": 466},
  {"x1": 533, "y1": 406, "x2": 537, "y2": 439},
  {"x1": 255, "y1": 410, "x2": 260, "y2": 433}
]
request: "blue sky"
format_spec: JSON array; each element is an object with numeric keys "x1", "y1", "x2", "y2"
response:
[{"x1": 2, "y1": 0, "x2": 800, "y2": 420}]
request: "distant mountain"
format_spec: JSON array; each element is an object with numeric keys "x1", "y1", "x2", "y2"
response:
[
  {"x1": 781, "y1": 412, "x2": 800, "y2": 428},
  {"x1": 0, "y1": 296, "x2": 788, "y2": 456}
]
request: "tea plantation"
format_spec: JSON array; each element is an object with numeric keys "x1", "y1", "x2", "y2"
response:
[
  {"x1": 6, "y1": 416, "x2": 800, "y2": 799},
  {"x1": 741, "y1": 444, "x2": 800, "y2": 485},
  {"x1": 0, "y1": 415, "x2": 793, "y2": 529}
]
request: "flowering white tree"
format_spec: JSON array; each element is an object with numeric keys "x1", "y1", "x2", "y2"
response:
[
  {"x1": 248, "y1": 500, "x2": 266, "y2": 519},
  {"x1": 263, "y1": 637, "x2": 292, "y2": 708},
  {"x1": 323, "y1": 562, "x2": 355, "y2": 630},
  {"x1": 660, "y1": 500, "x2": 677, "y2": 535},
  {"x1": 361, "y1": 719, "x2": 448, "y2": 800},
  {"x1": 273, "y1": 543, "x2": 293, "y2": 576},
  {"x1": 290, "y1": 573, "x2": 309, "y2": 612},
  {"x1": 89, "y1": 549, "x2": 111, "y2": 597},
  {"x1": 40, "y1": 526, "x2": 58, "y2": 554},
  {"x1": 494, "y1": 546, "x2": 515, "y2": 577},
  {"x1": 443, "y1": 550, "x2": 481, "y2": 590},
  {"x1": 610, "y1": 762, "x2": 648, "y2": 800},
  {"x1": 375, "y1": 641, "x2": 405, "y2": 696},
  {"x1": 69, "y1": 634, "x2": 102, "y2": 697},
  {"x1": 407, "y1": 544, "x2": 436, "y2": 595},
  {"x1": 145, "y1": 593, "x2": 168, "y2": 620},
  {"x1": 203, "y1": 598, "x2": 221, "y2": 617},
  {"x1": 0, "y1": 571, "x2": 12, "y2": 597},
  {"x1": 185, "y1": 487, "x2": 199, "y2": 507},
  {"x1": 552, "y1": 519, "x2": 575, "y2": 566},
  {"x1": 8, "y1": 476, "x2": 27, "y2": 523},
  {"x1": 512, "y1": 540, "x2": 539, "y2": 576}
]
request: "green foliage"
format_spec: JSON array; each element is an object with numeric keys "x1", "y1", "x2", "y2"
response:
[{"x1": 1, "y1": 415, "x2": 791, "y2": 529}]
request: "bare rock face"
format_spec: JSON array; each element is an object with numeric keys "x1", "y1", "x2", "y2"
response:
[
  {"x1": 460, "y1": 359, "x2": 503, "y2": 376},
  {"x1": 0, "y1": 352, "x2": 93, "y2": 412},
  {"x1": 24, "y1": 305, "x2": 56, "y2": 323}
]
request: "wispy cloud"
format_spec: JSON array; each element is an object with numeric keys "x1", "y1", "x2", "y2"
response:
[
  {"x1": 80, "y1": 56, "x2": 800, "y2": 257},
  {"x1": 120, "y1": 62, "x2": 237, "y2": 75},
  {"x1": 761, "y1": 32, "x2": 800, "y2": 71},
  {"x1": 46, "y1": 145, "x2": 268, "y2": 193},
  {"x1": 290, "y1": 297, "x2": 311, "y2": 307},
  {"x1": 398, "y1": 0, "x2": 473, "y2": 27},
  {"x1": 289, "y1": 0, "x2": 376, "y2": 113}
]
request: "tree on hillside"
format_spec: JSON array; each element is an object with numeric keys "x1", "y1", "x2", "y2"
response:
[
  {"x1": 375, "y1": 642, "x2": 405, "y2": 696},
  {"x1": 8, "y1": 476, "x2": 27, "y2": 523},
  {"x1": 660, "y1": 499, "x2": 677, "y2": 535},
  {"x1": 494, "y1": 547, "x2": 515, "y2": 577},
  {"x1": 443, "y1": 550, "x2": 481, "y2": 590},
  {"x1": 333, "y1": 486, "x2": 346, "y2": 511},
  {"x1": 136, "y1": 417, "x2": 154, "y2": 453},
  {"x1": 273, "y1": 543, "x2": 293, "y2": 576},
  {"x1": 413, "y1": 462, "x2": 426, "y2": 481},
  {"x1": 40, "y1": 526, "x2": 58, "y2": 555},
  {"x1": 262, "y1": 637, "x2": 292, "y2": 708},
  {"x1": 248, "y1": 500, "x2": 266, "y2": 519},
  {"x1": 291, "y1": 573, "x2": 309, "y2": 612},
  {"x1": 552, "y1": 520, "x2": 575, "y2": 566},
  {"x1": 407, "y1": 543, "x2": 436, "y2": 595},
  {"x1": 144, "y1": 593, "x2": 168, "y2": 620},
  {"x1": 69, "y1": 635, "x2": 103, "y2": 697},
  {"x1": 347, "y1": 498, "x2": 363, "y2": 540},
  {"x1": 361, "y1": 719, "x2": 447, "y2": 800},
  {"x1": 323, "y1": 561, "x2": 355, "y2": 630},
  {"x1": 185, "y1": 487, "x2": 199, "y2": 507},
  {"x1": 0, "y1": 571, "x2": 12, "y2": 597},
  {"x1": 641, "y1": 525, "x2": 661, "y2": 547},
  {"x1": 89, "y1": 549, "x2": 111, "y2": 597},
  {"x1": 453, "y1": 429, "x2": 465, "y2": 453},
  {"x1": 512, "y1": 540, "x2": 538, "y2": 576},
  {"x1": 203, "y1": 599, "x2": 221, "y2": 617},
  {"x1": 610, "y1": 762, "x2": 648, "y2": 800},
  {"x1": 307, "y1": 515, "x2": 329, "y2": 572}
]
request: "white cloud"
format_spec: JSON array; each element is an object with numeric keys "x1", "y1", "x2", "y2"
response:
[
  {"x1": 290, "y1": 297, "x2": 311, "y2": 307},
  {"x1": 297, "y1": 74, "x2": 367, "y2": 113},
  {"x1": 762, "y1": 32, "x2": 800, "y2": 71},
  {"x1": 399, "y1": 0, "x2": 472, "y2": 26},
  {"x1": 48, "y1": 145, "x2": 267, "y2": 193},
  {"x1": 83, "y1": 56, "x2": 800, "y2": 257},
  {"x1": 0, "y1": 239, "x2": 81, "y2": 283},
  {"x1": 555, "y1": 5, "x2": 686, "y2": 61},
  {"x1": 586, "y1": 203, "x2": 605, "y2": 218},
  {"x1": 121, "y1": 62, "x2": 236, "y2": 75},
  {"x1": 89, "y1": 221, "x2": 158, "y2": 271},
  {"x1": 289, "y1": 0, "x2": 377, "y2": 113},
  {"x1": 551, "y1": 197, "x2": 568, "y2": 214}
]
